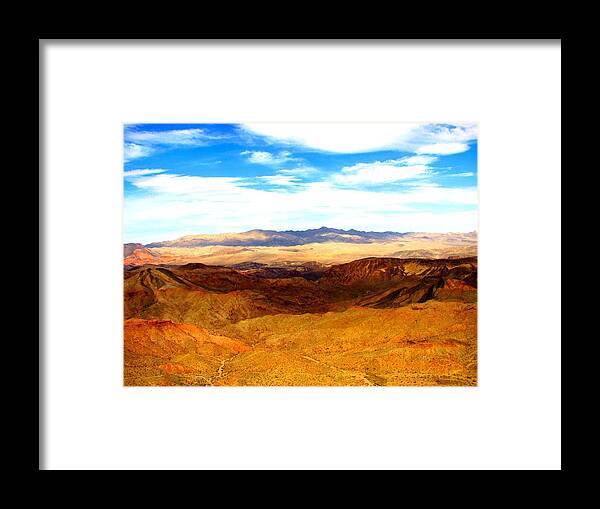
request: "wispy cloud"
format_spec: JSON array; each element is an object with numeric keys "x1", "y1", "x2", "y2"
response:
[
  {"x1": 446, "y1": 172, "x2": 475, "y2": 177},
  {"x1": 419, "y1": 123, "x2": 478, "y2": 143},
  {"x1": 124, "y1": 168, "x2": 167, "y2": 178},
  {"x1": 411, "y1": 123, "x2": 477, "y2": 155},
  {"x1": 400, "y1": 155, "x2": 438, "y2": 165},
  {"x1": 333, "y1": 156, "x2": 436, "y2": 186},
  {"x1": 241, "y1": 122, "x2": 478, "y2": 154},
  {"x1": 123, "y1": 127, "x2": 231, "y2": 162},
  {"x1": 124, "y1": 143, "x2": 155, "y2": 162},
  {"x1": 241, "y1": 123, "x2": 420, "y2": 153},
  {"x1": 334, "y1": 163, "x2": 429, "y2": 185},
  {"x1": 131, "y1": 173, "x2": 243, "y2": 196},
  {"x1": 195, "y1": 160, "x2": 223, "y2": 165},
  {"x1": 256, "y1": 175, "x2": 302, "y2": 186},
  {"x1": 241, "y1": 150, "x2": 295, "y2": 165},
  {"x1": 277, "y1": 166, "x2": 318, "y2": 176},
  {"x1": 126, "y1": 128, "x2": 228, "y2": 146}
]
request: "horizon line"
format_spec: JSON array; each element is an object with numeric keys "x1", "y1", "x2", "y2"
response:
[{"x1": 124, "y1": 227, "x2": 478, "y2": 246}]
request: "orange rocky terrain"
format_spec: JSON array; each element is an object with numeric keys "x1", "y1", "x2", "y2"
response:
[{"x1": 124, "y1": 253, "x2": 478, "y2": 386}]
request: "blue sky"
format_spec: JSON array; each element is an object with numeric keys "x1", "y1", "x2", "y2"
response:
[{"x1": 124, "y1": 123, "x2": 478, "y2": 244}]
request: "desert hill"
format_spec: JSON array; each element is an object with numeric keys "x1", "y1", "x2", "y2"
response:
[
  {"x1": 124, "y1": 228, "x2": 477, "y2": 266},
  {"x1": 214, "y1": 302, "x2": 477, "y2": 386},
  {"x1": 124, "y1": 263, "x2": 332, "y2": 328},
  {"x1": 125, "y1": 256, "x2": 476, "y2": 324},
  {"x1": 125, "y1": 301, "x2": 477, "y2": 387},
  {"x1": 230, "y1": 261, "x2": 327, "y2": 280},
  {"x1": 124, "y1": 254, "x2": 478, "y2": 386},
  {"x1": 319, "y1": 256, "x2": 477, "y2": 307},
  {"x1": 123, "y1": 243, "x2": 159, "y2": 265},
  {"x1": 124, "y1": 318, "x2": 250, "y2": 386},
  {"x1": 319, "y1": 256, "x2": 477, "y2": 286}
]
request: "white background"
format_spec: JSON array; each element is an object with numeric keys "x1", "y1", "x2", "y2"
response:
[{"x1": 41, "y1": 41, "x2": 561, "y2": 470}]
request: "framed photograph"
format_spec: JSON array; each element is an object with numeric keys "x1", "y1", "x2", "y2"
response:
[
  {"x1": 123, "y1": 122, "x2": 478, "y2": 387},
  {"x1": 41, "y1": 39, "x2": 561, "y2": 470}
]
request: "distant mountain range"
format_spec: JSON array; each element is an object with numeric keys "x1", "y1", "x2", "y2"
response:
[
  {"x1": 143, "y1": 227, "x2": 476, "y2": 248},
  {"x1": 124, "y1": 227, "x2": 478, "y2": 267}
]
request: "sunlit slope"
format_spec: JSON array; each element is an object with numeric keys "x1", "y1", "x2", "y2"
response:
[
  {"x1": 124, "y1": 302, "x2": 477, "y2": 386},
  {"x1": 216, "y1": 302, "x2": 477, "y2": 386},
  {"x1": 124, "y1": 318, "x2": 250, "y2": 386}
]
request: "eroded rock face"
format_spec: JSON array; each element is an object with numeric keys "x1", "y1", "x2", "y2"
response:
[
  {"x1": 318, "y1": 257, "x2": 476, "y2": 286},
  {"x1": 124, "y1": 257, "x2": 478, "y2": 326}
]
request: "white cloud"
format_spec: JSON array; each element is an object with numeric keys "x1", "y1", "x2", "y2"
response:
[
  {"x1": 124, "y1": 143, "x2": 154, "y2": 162},
  {"x1": 126, "y1": 128, "x2": 226, "y2": 146},
  {"x1": 332, "y1": 156, "x2": 436, "y2": 186},
  {"x1": 404, "y1": 182, "x2": 441, "y2": 188},
  {"x1": 335, "y1": 163, "x2": 429, "y2": 185},
  {"x1": 400, "y1": 155, "x2": 438, "y2": 165},
  {"x1": 131, "y1": 173, "x2": 243, "y2": 196},
  {"x1": 277, "y1": 166, "x2": 318, "y2": 176},
  {"x1": 447, "y1": 172, "x2": 475, "y2": 177},
  {"x1": 242, "y1": 123, "x2": 421, "y2": 153},
  {"x1": 241, "y1": 122, "x2": 477, "y2": 154},
  {"x1": 195, "y1": 160, "x2": 223, "y2": 165},
  {"x1": 124, "y1": 169, "x2": 167, "y2": 178},
  {"x1": 401, "y1": 185, "x2": 477, "y2": 205},
  {"x1": 415, "y1": 143, "x2": 470, "y2": 155},
  {"x1": 420, "y1": 123, "x2": 478, "y2": 143},
  {"x1": 241, "y1": 150, "x2": 295, "y2": 165},
  {"x1": 124, "y1": 172, "x2": 477, "y2": 243}
]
